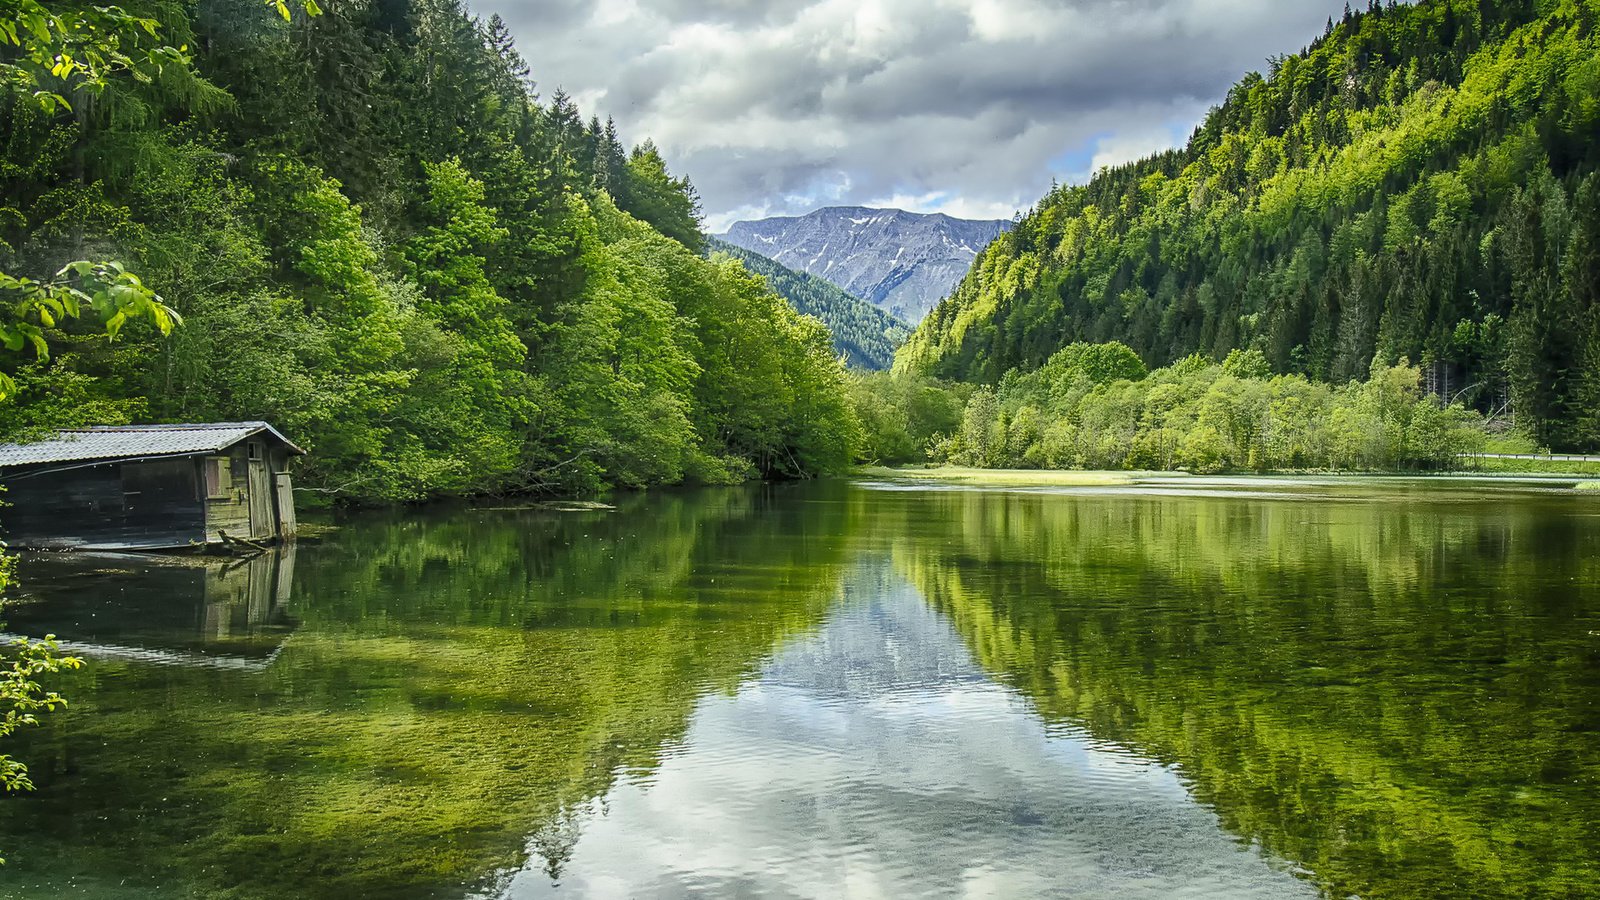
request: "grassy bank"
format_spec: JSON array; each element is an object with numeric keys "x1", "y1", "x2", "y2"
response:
[
  {"x1": 857, "y1": 465, "x2": 1600, "y2": 491},
  {"x1": 1459, "y1": 457, "x2": 1600, "y2": 477},
  {"x1": 855, "y1": 467, "x2": 1148, "y2": 487}
]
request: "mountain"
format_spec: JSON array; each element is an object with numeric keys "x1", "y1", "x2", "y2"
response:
[
  {"x1": 719, "y1": 207, "x2": 1010, "y2": 323},
  {"x1": 897, "y1": 0, "x2": 1600, "y2": 452},
  {"x1": 707, "y1": 237, "x2": 911, "y2": 371}
]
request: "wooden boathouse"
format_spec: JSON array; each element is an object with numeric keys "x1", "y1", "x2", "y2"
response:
[{"x1": 0, "y1": 422, "x2": 303, "y2": 551}]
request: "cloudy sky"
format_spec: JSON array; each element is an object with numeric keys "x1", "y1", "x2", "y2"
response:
[{"x1": 477, "y1": 0, "x2": 1353, "y2": 231}]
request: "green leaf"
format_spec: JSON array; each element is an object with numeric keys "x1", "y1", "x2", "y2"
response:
[{"x1": 23, "y1": 325, "x2": 48, "y2": 358}]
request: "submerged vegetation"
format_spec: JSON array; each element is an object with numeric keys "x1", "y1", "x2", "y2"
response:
[
  {"x1": 0, "y1": 488, "x2": 855, "y2": 894},
  {"x1": 890, "y1": 486, "x2": 1600, "y2": 899},
  {"x1": 5, "y1": 481, "x2": 1598, "y2": 895}
]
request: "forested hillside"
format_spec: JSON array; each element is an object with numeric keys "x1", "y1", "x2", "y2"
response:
[
  {"x1": 899, "y1": 0, "x2": 1600, "y2": 451},
  {"x1": 706, "y1": 238, "x2": 910, "y2": 370},
  {"x1": 0, "y1": 0, "x2": 860, "y2": 501}
]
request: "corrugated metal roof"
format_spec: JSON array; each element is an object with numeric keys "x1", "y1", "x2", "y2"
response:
[{"x1": 0, "y1": 422, "x2": 303, "y2": 468}]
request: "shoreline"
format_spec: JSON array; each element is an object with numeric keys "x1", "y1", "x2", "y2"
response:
[{"x1": 855, "y1": 465, "x2": 1600, "y2": 490}]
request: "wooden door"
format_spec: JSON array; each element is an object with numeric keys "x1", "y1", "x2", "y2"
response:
[
  {"x1": 247, "y1": 448, "x2": 274, "y2": 539},
  {"x1": 118, "y1": 459, "x2": 205, "y2": 548}
]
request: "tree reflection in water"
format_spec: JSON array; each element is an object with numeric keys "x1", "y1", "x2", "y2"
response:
[{"x1": 1, "y1": 479, "x2": 1596, "y2": 900}]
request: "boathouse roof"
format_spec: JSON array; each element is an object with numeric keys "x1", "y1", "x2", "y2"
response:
[{"x1": 0, "y1": 422, "x2": 304, "y2": 468}]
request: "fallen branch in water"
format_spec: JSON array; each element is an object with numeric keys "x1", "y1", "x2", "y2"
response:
[{"x1": 217, "y1": 530, "x2": 269, "y2": 555}]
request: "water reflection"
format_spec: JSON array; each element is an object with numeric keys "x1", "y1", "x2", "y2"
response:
[
  {"x1": 872, "y1": 483, "x2": 1600, "y2": 900},
  {"x1": 493, "y1": 566, "x2": 1315, "y2": 899},
  {"x1": 5, "y1": 548, "x2": 297, "y2": 669},
  {"x1": 0, "y1": 479, "x2": 1596, "y2": 899},
  {"x1": 0, "y1": 486, "x2": 854, "y2": 899}
]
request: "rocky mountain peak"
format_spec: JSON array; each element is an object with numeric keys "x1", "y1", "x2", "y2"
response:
[{"x1": 718, "y1": 206, "x2": 1011, "y2": 324}]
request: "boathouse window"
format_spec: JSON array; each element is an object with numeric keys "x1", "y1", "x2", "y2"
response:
[{"x1": 205, "y1": 456, "x2": 232, "y2": 498}]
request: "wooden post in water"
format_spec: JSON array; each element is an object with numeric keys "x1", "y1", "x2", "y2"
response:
[{"x1": 275, "y1": 473, "x2": 298, "y2": 539}]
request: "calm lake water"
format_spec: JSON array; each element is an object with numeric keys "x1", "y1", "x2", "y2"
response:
[{"x1": 1, "y1": 477, "x2": 1597, "y2": 899}]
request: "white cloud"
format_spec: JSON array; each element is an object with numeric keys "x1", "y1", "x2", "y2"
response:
[
  {"x1": 1086, "y1": 118, "x2": 1201, "y2": 175},
  {"x1": 477, "y1": 0, "x2": 1355, "y2": 226}
]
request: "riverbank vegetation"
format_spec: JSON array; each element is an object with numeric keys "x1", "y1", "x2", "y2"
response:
[
  {"x1": 898, "y1": 0, "x2": 1600, "y2": 455},
  {"x1": 856, "y1": 467, "x2": 1142, "y2": 487},
  {"x1": 1467, "y1": 456, "x2": 1600, "y2": 475},
  {"x1": 855, "y1": 341, "x2": 1486, "y2": 473},
  {"x1": 0, "y1": 0, "x2": 860, "y2": 503}
]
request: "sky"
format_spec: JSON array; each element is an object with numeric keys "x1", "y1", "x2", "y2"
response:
[{"x1": 476, "y1": 0, "x2": 1356, "y2": 231}]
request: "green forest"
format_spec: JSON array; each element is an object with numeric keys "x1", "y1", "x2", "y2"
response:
[
  {"x1": 859, "y1": 342, "x2": 1486, "y2": 471},
  {"x1": 0, "y1": 0, "x2": 860, "y2": 502},
  {"x1": 5, "y1": 0, "x2": 1598, "y2": 498},
  {"x1": 704, "y1": 237, "x2": 910, "y2": 371},
  {"x1": 897, "y1": 0, "x2": 1600, "y2": 454}
]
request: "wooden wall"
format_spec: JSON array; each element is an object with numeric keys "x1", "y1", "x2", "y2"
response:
[
  {"x1": 203, "y1": 442, "x2": 296, "y2": 541},
  {"x1": 203, "y1": 445, "x2": 254, "y2": 542},
  {"x1": 2, "y1": 459, "x2": 206, "y2": 550}
]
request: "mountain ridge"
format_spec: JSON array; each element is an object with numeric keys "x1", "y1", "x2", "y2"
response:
[
  {"x1": 706, "y1": 236, "x2": 910, "y2": 371},
  {"x1": 718, "y1": 207, "x2": 1011, "y2": 324}
]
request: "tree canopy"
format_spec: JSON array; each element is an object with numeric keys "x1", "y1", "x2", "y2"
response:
[
  {"x1": 0, "y1": 0, "x2": 861, "y2": 500},
  {"x1": 899, "y1": 0, "x2": 1600, "y2": 452}
]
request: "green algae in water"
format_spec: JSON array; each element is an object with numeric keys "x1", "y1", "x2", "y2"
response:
[{"x1": 1, "y1": 478, "x2": 1597, "y2": 899}]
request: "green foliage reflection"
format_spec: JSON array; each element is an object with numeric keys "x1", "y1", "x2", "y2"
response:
[
  {"x1": 885, "y1": 486, "x2": 1600, "y2": 899},
  {"x1": 0, "y1": 485, "x2": 859, "y2": 896}
]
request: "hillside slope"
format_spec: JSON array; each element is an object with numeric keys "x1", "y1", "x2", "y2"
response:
[
  {"x1": 898, "y1": 0, "x2": 1600, "y2": 451},
  {"x1": 707, "y1": 238, "x2": 910, "y2": 370},
  {"x1": 720, "y1": 207, "x2": 1010, "y2": 323},
  {"x1": 0, "y1": 0, "x2": 862, "y2": 500}
]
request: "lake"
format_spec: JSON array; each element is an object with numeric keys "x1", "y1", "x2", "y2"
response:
[{"x1": 1, "y1": 476, "x2": 1597, "y2": 898}]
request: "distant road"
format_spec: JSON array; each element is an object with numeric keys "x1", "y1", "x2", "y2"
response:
[{"x1": 1461, "y1": 453, "x2": 1600, "y2": 463}]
